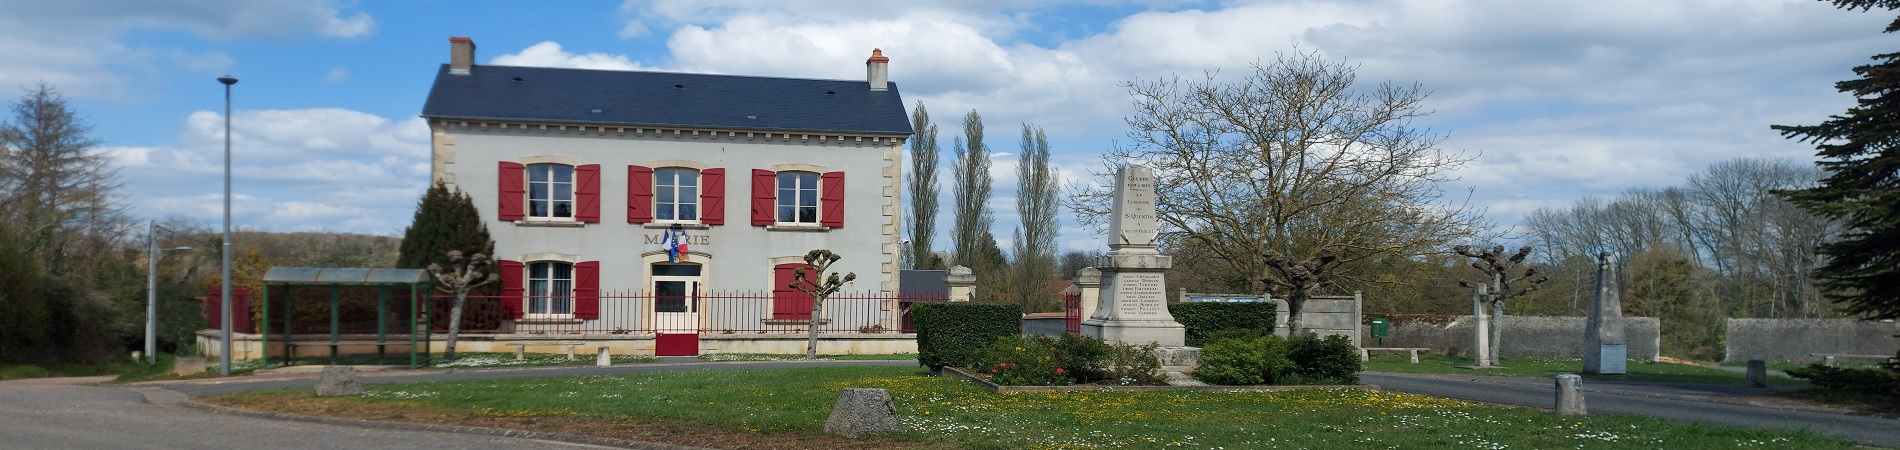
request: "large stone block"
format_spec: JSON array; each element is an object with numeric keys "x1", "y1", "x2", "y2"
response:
[
  {"x1": 314, "y1": 365, "x2": 364, "y2": 396},
  {"x1": 824, "y1": 388, "x2": 905, "y2": 438}
]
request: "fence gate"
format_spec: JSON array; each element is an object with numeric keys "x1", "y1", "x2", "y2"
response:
[
  {"x1": 1063, "y1": 292, "x2": 1082, "y2": 334},
  {"x1": 653, "y1": 278, "x2": 700, "y2": 356}
]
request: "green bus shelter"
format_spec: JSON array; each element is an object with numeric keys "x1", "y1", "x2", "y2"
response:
[{"x1": 260, "y1": 267, "x2": 434, "y2": 367}]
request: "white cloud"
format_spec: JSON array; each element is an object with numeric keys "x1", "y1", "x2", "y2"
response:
[
  {"x1": 0, "y1": 0, "x2": 374, "y2": 99},
  {"x1": 122, "y1": 108, "x2": 429, "y2": 234},
  {"x1": 492, "y1": 42, "x2": 650, "y2": 71},
  {"x1": 324, "y1": 68, "x2": 349, "y2": 82}
]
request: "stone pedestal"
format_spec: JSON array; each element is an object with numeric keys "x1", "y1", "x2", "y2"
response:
[{"x1": 1081, "y1": 251, "x2": 1185, "y2": 346}]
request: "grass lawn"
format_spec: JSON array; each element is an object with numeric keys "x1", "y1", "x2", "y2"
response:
[
  {"x1": 203, "y1": 365, "x2": 1853, "y2": 449},
  {"x1": 1365, "y1": 354, "x2": 1805, "y2": 385},
  {"x1": 0, "y1": 361, "x2": 144, "y2": 381}
]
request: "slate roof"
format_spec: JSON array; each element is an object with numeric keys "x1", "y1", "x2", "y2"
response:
[{"x1": 421, "y1": 64, "x2": 912, "y2": 136}]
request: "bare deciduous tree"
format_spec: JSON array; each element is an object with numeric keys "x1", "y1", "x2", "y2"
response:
[
  {"x1": 426, "y1": 251, "x2": 498, "y2": 360},
  {"x1": 1261, "y1": 248, "x2": 1340, "y2": 336},
  {"x1": 1067, "y1": 49, "x2": 1486, "y2": 301},
  {"x1": 791, "y1": 249, "x2": 856, "y2": 360},
  {"x1": 1012, "y1": 123, "x2": 1060, "y2": 311}
]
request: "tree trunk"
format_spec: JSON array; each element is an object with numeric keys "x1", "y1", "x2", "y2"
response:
[
  {"x1": 1488, "y1": 299, "x2": 1504, "y2": 366},
  {"x1": 805, "y1": 299, "x2": 823, "y2": 360},
  {"x1": 445, "y1": 290, "x2": 466, "y2": 360},
  {"x1": 1285, "y1": 293, "x2": 1306, "y2": 337}
]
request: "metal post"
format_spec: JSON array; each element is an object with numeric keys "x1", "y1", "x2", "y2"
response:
[
  {"x1": 218, "y1": 75, "x2": 237, "y2": 376},
  {"x1": 146, "y1": 221, "x2": 158, "y2": 364}
]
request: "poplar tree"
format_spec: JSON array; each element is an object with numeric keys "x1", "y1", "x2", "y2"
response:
[
  {"x1": 1012, "y1": 124, "x2": 1060, "y2": 311},
  {"x1": 950, "y1": 110, "x2": 1004, "y2": 300},
  {"x1": 906, "y1": 102, "x2": 943, "y2": 270},
  {"x1": 1772, "y1": 0, "x2": 1900, "y2": 319}
]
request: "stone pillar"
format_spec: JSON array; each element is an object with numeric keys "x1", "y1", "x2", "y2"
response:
[
  {"x1": 1555, "y1": 374, "x2": 1587, "y2": 416},
  {"x1": 1080, "y1": 165, "x2": 1185, "y2": 347},
  {"x1": 1583, "y1": 252, "x2": 1628, "y2": 375},
  {"x1": 1746, "y1": 360, "x2": 1768, "y2": 388},
  {"x1": 596, "y1": 346, "x2": 612, "y2": 367},
  {"x1": 944, "y1": 265, "x2": 975, "y2": 302},
  {"x1": 1472, "y1": 284, "x2": 1490, "y2": 367},
  {"x1": 1074, "y1": 267, "x2": 1102, "y2": 322}
]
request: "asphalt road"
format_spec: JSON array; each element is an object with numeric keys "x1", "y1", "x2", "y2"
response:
[
  {"x1": 0, "y1": 376, "x2": 615, "y2": 450},
  {"x1": 1363, "y1": 372, "x2": 1899, "y2": 446}
]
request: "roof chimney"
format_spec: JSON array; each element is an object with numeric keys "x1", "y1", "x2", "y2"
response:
[
  {"x1": 865, "y1": 48, "x2": 889, "y2": 91},
  {"x1": 449, "y1": 37, "x2": 476, "y2": 75}
]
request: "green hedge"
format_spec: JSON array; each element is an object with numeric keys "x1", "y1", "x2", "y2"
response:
[
  {"x1": 1168, "y1": 302, "x2": 1277, "y2": 347},
  {"x1": 913, "y1": 302, "x2": 1022, "y2": 369}
]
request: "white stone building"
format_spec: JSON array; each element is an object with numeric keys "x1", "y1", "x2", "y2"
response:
[{"x1": 420, "y1": 37, "x2": 911, "y2": 352}]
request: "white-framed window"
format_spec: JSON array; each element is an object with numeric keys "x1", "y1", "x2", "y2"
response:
[
  {"x1": 776, "y1": 171, "x2": 819, "y2": 225},
  {"x1": 527, "y1": 261, "x2": 573, "y2": 316},
  {"x1": 655, "y1": 167, "x2": 699, "y2": 222},
  {"x1": 527, "y1": 163, "x2": 574, "y2": 219}
]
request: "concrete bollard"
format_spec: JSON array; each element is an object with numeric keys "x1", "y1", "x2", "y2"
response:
[
  {"x1": 514, "y1": 345, "x2": 526, "y2": 361},
  {"x1": 1746, "y1": 360, "x2": 1768, "y2": 388},
  {"x1": 1410, "y1": 349, "x2": 1420, "y2": 364},
  {"x1": 824, "y1": 388, "x2": 906, "y2": 438},
  {"x1": 1555, "y1": 374, "x2": 1587, "y2": 416},
  {"x1": 1823, "y1": 355, "x2": 1836, "y2": 367},
  {"x1": 596, "y1": 346, "x2": 612, "y2": 367}
]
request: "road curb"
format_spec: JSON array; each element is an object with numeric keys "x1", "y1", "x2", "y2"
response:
[
  {"x1": 1367, "y1": 372, "x2": 1896, "y2": 420},
  {"x1": 172, "y1": 392, "x2": 708, "y2": 450}
]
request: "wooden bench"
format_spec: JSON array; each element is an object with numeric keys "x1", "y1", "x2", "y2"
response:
[
  {"x1": 285, "y1": 341, "x2": 398, "y2": 364},
  {"x1": 505, "y1": 341, "x2": 590, "y2": 361},
  {"x1": 1361, "y1": 347, "x2": 1432, "y2": 363},
  {"x1": 1807, "y1": 353, "x2": 1898, "y2": 366}
]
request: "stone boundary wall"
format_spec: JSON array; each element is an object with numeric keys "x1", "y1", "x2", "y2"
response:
[
  {"x1": 1363, "y1": 315, "x2": 1660, "y2": 361},
  {"x1": 1724, "y1": 318, "x2": 1900, "y2": 364}
]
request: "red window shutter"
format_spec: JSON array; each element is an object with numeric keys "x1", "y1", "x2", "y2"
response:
[
  {"x1": 498, "y1": 260, "x2": 525, "y2": 319},
  {"x1": 573, "y1": 261, "x2": 600, "y2": 320},
  {"x1": 751, "y1": 169, "x2": 775, "y2": 226},
  {"x1": 628, "y1": 165, "x2": 654, "y2": 224},
  {"x1": 498, "y1": 162, "x2": 525, "y2": 221},
  {"x1": 701, "y1": 168, "x2": 725, "y2": 225},
  {"x1": 772, "y1": 263, "x2": 815, "y2": 320},
  {"x1": 821, "y1": 171, "x2": 845, "y2": 228},
  {"x1": 575, "y1": 164, "x2": 601, "y2": 223}
]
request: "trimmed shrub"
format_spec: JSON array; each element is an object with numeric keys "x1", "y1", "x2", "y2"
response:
[
  {"x1": 1052, "y1": 332, "x2": 1111, "y2": 379},
  {"x1": 1287, "y1": 333, "x2": 1362, "y2": 384},
  {"x1": 1169, "y1": 302, "x2": 1277, "y2": 347},
  {"x1": 914, "y1": 302, "x2": 1021, "y2": 370},
  {"x1": 1788, "y1": 363, "x2": 1900, "y2": 398},
  {"x1": 1103, "y1": 340, "x2": 1167, "y2": 385},
  {"x1": 1194, "y1": 330, "x2": 1293, "y2": 385}
]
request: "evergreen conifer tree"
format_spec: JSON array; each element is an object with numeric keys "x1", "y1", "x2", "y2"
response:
[
  {"x1": 1773, "y1": 0, "x2": 1900, "y2": 319},
  {"x1": 398, "y1": 182, "x2": 495, "y2": 270}
]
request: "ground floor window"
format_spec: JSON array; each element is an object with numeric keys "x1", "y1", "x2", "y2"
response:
[{"x1": 528, "y1": 261, "x2": 573, "y2": 315}]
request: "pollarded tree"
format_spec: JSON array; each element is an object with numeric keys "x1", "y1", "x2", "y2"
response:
[
  {"x1": 1068, "y1": 49, "x2": 1487, "y2": 302},
  {"x1": 1453, "y1": 244, "x2": 1549, "y2": 366},
  {"x1": 907, "y1": 102, "x2": 941, "y2": 270},
  {"x1": 791, "y1": 249, "x2": 856, "y2": 360},
  {"x1": 426, "y1": 251, "x2": 498, "y2": 360},
  {"x1": 1772, "y1": 0, "x2": 1900, "y2": 320}
]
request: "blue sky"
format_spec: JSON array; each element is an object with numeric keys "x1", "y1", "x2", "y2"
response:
[{"x1": 3, "y1": 0, "x2": 1891, "y2": 253}]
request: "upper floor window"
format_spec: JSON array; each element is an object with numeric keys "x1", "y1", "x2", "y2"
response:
[
  {"x1": 528, "y1": 164, "x2": 574, "y2": 219},
  {"x1": 527, "y1": 261, "x2": 573, "y2": 316},
  {"x1": 749, "y1": 169, "x2": 844, "y2": 228},
  {"x1": 498, "y1": 161, "x2": 600, "y2": 223},
  {"x1": 776, "y1": 171, "x2": 819, "y2": 225},
  {"x1": 655, "y1": 168, "x2": 699, "y2": 221}
]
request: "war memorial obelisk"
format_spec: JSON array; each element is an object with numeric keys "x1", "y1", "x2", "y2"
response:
[{"x1": 1081, "y1": 165, "x2": 1187, "y2": 346}]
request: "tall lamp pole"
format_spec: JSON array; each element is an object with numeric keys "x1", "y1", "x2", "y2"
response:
[
  {"x1": 218, "y1": 75, "x2": 237, "y2": 376},
  {"x1": 146, "y1": 221, "x2": 190, "y2": 365}
]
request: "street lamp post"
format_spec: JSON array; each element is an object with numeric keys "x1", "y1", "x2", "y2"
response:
[
  {"x1": 218, "y1": 75, "x2": 237, "y2": 376},
  {"x1": 146, "y1": 221, "x2": 190, "y2": 365}
]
